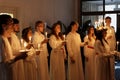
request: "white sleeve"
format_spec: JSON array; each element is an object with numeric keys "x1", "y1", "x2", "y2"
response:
[
  {"x1": 49, "y1": 35, "x2": 63, "y2": 49},
  {"x1": 84, "y1": 36, "x2": 89, "y2": 57},
  {"x1": 66, "y1": 34, "x2": 74, "y2": 57}
]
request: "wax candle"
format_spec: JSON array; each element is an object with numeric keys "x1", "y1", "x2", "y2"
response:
[
  {"x1": 63, "y1": 35, "x2": 66, "y2": 40},
  {"x1": 45, "y1": 32, "x2": 48, "y2": 38},
  {"x1": 117, "y1": 41, "x2": 119, "y2": 51},
  {"x1": 29, "y1": 36, "x2": 32, "y2": 43}
]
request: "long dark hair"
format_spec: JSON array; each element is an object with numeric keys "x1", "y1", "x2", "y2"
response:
[
  {"x1": 95, "y1": 29, "x2": 108, "y2": 46},
  {"x1": 22, "y1": 27, "x2": 32, "y2": 43},
  {"x1": 35, "y1": 20, "x2": 44, "y2": 30},
  {"x1": 87, "y1": 25, "x2": 95, "y2": 41},
  {"x1": 0, "y1": 14, "x2": 12, "y2": 35},
  {"x1": 51, "y1": 22, "x2": 64, "y2": 40}
]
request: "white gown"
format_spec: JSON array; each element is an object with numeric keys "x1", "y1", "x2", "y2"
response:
[
  {"x1": 106, "y1": 26, "x2": 116, "y2": 51},
  {"x1": 10, "y1": 32, "x2": 25, "y2": 80},
  {"x1": 0, "y1": 36, "x2": 14, "y2": 80},
  {"x1": 23, "y1": 40, "x2": 37, "y2": 80},
  {"x1": 32, "y1": 31, "x2": 50, "y2": 80},
  {"x1": 94, "y1": 39, "x2": 114, "y2": 80},
  {"x1": 49, "y1": 35, "x2": 66, "y2": 80},
  {"x1": 66, "y1": 32, "x2": 84, "y2": 80},
  {"x1": 106, "y1": 26, "x2": 116, "y2": 80},
  {"x1": 84, "y1": 35, "x2": 95, "y2": 80}
]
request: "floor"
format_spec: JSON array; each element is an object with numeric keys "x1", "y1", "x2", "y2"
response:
[{"x1": 115, "y1": 61, "x2": 120, "y2": 80}]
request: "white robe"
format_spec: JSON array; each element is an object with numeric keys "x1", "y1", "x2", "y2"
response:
[
  {"x1": 49, "y1": 35, "x2": 66, "y2": 80},
  {"x1": 94, "y1": 39, "x2": 114, "y2": 80},
  {"x1": 10, "y1": 32, "x2": 25, "y2": 80},
  {"x1": 84, "y1": 35, "x2": 95, "y2": 80},
  {"x1": 106, "y1": 26, "x2": 116, "y2": 80},
  {"x1": 0, "y1": 36, "x2": 14, "y2": 80},
  {"x1": 32, "y1": 31, "x2": 50, "y2": 80},
  {"x1": 66, "y1": 32, "x2": 84, "y2": 80},
  {"x1": 106, "y1": 26, "x2": 116, "y2": 51},
  {"x1": 23, "y1": 40, "x2": 37, "y2": 80}
]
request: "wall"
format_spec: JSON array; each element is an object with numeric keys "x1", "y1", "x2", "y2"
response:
[{"x1": 0, "y1": 0, "x2": 79, "y2": 29}]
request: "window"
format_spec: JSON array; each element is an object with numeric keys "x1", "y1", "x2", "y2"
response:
[
  {"x1": 81, "y1": 0, "x2": 120, "y2": 32},
  {"x1": 0, "y1": 13, "x2": 14, "y2": 18}
]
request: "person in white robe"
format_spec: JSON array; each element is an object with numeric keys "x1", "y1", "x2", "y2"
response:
[
  {"x1": 105, "y1": 16, "x2": 116, "y2": 80},
  {"x1": 66, "y1": 21, "x2": 86, "y2": 80},
  {"x1": 32, "y1": 20, "x2": 50, "y2": 80},
  {"x1": 49, "y1": 22, "x2": 66, "y2": 80},
  {"x1": 84, "y1": 26, "x2": 96, "y2": 80},
  {"x1": 22, "y1": 27, "x2": 37, "y2": 80},
  {"x1": 94, "y1": 29, "x2": 114, "y2": 80},
  {"x1": 0, "y1": 14, "x2": 14, "y2": 80},
  {"x1": 10, "y1": 18, "x2": 25, "y2": 80}
]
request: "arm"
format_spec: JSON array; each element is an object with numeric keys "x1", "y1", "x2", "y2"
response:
[
  {"x1": 49, "y1": 35, "x2": 64, "y2": 49},
  {"x1": 66, "y1": 35, "x2": 74, "y2": 58},
  {"x1": 83, "y1": 36, "x2": 89, "y2": 57}
]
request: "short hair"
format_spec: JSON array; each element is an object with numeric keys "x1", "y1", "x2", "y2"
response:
[
  {"x1": 105, "y1": 16, "x2": 111, "y2": 20},
  {"x1": 0, "y1": 14, "x2": 12, "y2": 35},
  {"x1": 12, "y1": 18, "x2": 19, "y2": 24}
]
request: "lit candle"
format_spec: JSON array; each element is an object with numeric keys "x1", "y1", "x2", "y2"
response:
[
  {"x1": 21, "y1": 38, "x2": 23, "y2": 44},
  {"x1": 29, "y1": 36, "x2": 32, "y2": 43},
  {"x1": 45, "y1": 32, "x2": 48, "y2": 38},
  {"x1": 38, "y1": 43, "x2": 41, "y2": 49},
  {"x1": 24, "y1": 42, "x2": 28, "y2": 48},
  {"x1": 117, "y1": 41, "x2": 119, "y2": 51},
  {"x1": 63, "y1": 34, "x2": 66, "y2": 41}
]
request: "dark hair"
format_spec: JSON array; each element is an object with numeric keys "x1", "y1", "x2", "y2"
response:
[
  {"x1": 95, "y1": 29, "x2": 108, "y2": 46},
  {"x1": 66, "y1": 21, "x2": 78, "y2": 34},
  {"x1": 12, "y1": 18, "x2": 19, "y2": 24},
  {"x1": 22, "y1": 27, "x2": 32, "y2": 43},
  {"x1": 87, "y1": 25, "x2": 94, "y2": 34},
  {"x1": 35, "y1": 20, "x2": 44, "y2": 30},
  {"x1": 51, "y1": 22, "x2": 64, "y2": 40},
  {"x1": 0, "y1": 14, "x2": 12, "y2": 35},
  {"x1": 87, "y1": 25, "x2": 95, "y2": 41},
  {"x1": 105, "y1": 16, "x2": 111, "y2": 20}
]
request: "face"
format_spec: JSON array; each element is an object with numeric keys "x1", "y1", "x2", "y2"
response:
[
  {"x1": 27, "y1": 30, "x2": 32, "y2": 38},
  {"x1": 55, "y1": 24, "x2": 61, "y2": 34},
  {"x1": 105, "y1": 19, "x2": 111, "y2": 25},
  {"x1": 13, "y1": 24, "x2": 20, "y2": 33},
  {"x1": 89, "y1": 27, "x2": 94, "y2": 34},
  {"x1": 72, "y1": 23, "x2": 79, "y2": 32},
  {"x1": 102, "y1": 30, "x2": 107, "y2": 38},
  {"x1": 4, "y1": 22, "x2": 14, "y2": 38},
  {"x1": 37, "y1": 23, "x2": 44, "y2": 32}
]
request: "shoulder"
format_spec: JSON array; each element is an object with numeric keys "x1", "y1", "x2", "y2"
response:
[
  {"x1": 33, "y1": 31, "x2": 38, "y2": 35},
  {"x1": 95, "y1": 40, "x2": 101, "y2": 45},
  {"x1": 84, "y1": 35, "x2": 88, "y2": 39},
  {"x1": 49, "y1": 35, "x2": 56, "y2": 39}
]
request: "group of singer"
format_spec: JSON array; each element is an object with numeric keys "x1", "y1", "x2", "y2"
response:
[{"x1": 0, "y1": 14, "x2": 117, "y2": 80}]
